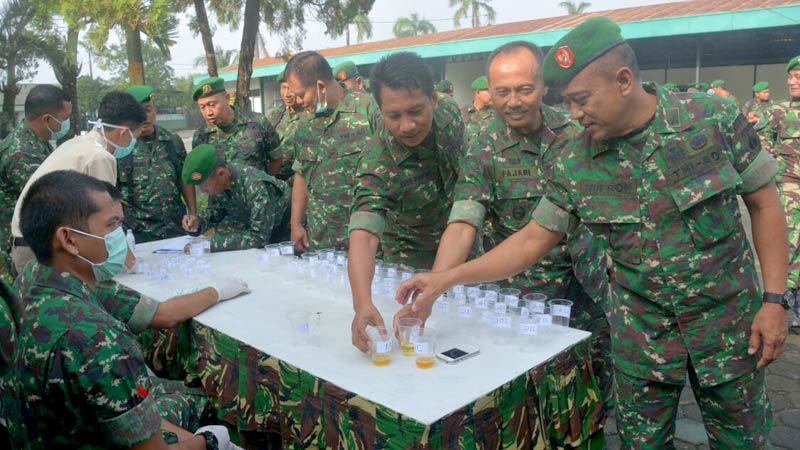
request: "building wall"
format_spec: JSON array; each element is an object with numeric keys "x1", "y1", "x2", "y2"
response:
[{"x1": 445, "y1": 60, "x2": 487, "y2": 108}]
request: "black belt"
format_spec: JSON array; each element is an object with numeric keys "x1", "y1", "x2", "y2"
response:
[{"x1": 12, "y1": 237, "x2": 27, "y2": 247}]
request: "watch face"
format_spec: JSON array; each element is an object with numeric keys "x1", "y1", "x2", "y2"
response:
[{"x1": 786, "y1": 291, "x2": 797, "y2": 308}]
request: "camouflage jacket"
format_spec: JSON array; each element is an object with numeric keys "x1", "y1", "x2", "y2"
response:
[
  {"x1": 117, "y1": 125, "x2": 187, "y2": 243},
  {"x1": 743, "y1": 98, "x2": 772, "y2": 117},
  {"x1": 0, "y1": 279, "x2": 27, "y2": 450},
  {"x1": 289, "y1": 90, "x2": 381, "y2": 251},
  {"x1": 268, "y1": 104, "x2": 305, "y2": 183},
  {"x1": 13, "y1": 262, "x2": 162, "y2": 449},
  {"x1": 767, "y1": 99, "x2": 800, "y2": 183},
  {"x1": 193, "y1": 106, "x2": 280, "y2": 175},
  {"x1": 449, "y1": 104, "x2": 583, "y2": 297},
  {"x1": 533, "y1": 83, "x2": 777, "y2": 386},
  {"x1": 202, "y1": 163, "x2": 290, "y2": 251},
  {"x1": 460, "y1": 103, "x2": 494, "y2": 146},
  {"x1": 349, "y1": 100, "x2": 465, "y2": 269},
  {"x1": 0, "y1": 121, "x2": 53, "y2": 248}
]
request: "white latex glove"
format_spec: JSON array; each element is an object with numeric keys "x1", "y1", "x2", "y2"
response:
[
  {"x1": 194, "y1": 425, "x2": 231, "y2": 449},
  {"x1": 211, "y1": 277, "x2": 251, "y2": 302}
]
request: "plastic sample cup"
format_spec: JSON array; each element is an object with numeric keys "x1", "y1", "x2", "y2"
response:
[
  {"x1": 412, "y1": 327, "x2": 437, "y2": 369},
  {"x1": 491, "y1": 312, "x2": 514, "y2": 345},
  {"x1": 287, "y1": 310, "x2": 314, "y2": 335},
  {"x1": 500, "y1": 288, "x2": 521, "y2": 308},
  {"x1": 548, "y1": 299, "x2": 573, "y2": 327},
  {"x1": 397, "y1": 317, "x2": 422, "y2": 356},
  {"x1": 278, "y1": 241, "x2": 295, "y2": 256},
  {"x1": 523, "y1": 293, "x2": 548, "y2": 315},
  {"x1": 367, "y1": 326, "x2": 393, "y2": 366}
]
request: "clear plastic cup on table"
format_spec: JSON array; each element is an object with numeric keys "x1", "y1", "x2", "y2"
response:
[
  {"x1": 374, "y1": 258, "x2": 384, "y2": 277},
  {"x1": 287, "y1": 309, "x2": 319, "y2": 335},
  {"x1": 317, "y1": 247, "x2": 335, "y2": 262},
  {"x1": 548, "y1": 299, "x2": 573, "y2": 327},
  {"x1": 500, "y1": 288, "x2": 521, "y2": 308},
  {"x1": 400, "y1": 270, "x2": 413, "y2": 281},
  {"x1": 188, "y1": 237, "x2": 210, "y2": 256},
  {"x1": 523, "y1": 293, "x2": 548, "y2": 316},
  {"x1": 465, "y1": 284, "x2": 481, "y2": 302},
  {"x1": 397, "y1": 317, "x2": 422, "y2": 356},
  {"x1": 367, "y1": 326, "x2": 393, "y2": 366},
  {"x1": 411, "y1": 327, "x2": 437, "y2": 369},
  {"x1": 433, "y1": 294, "x2": 451, "y2": 314},
  {"x1": 384, "y1": 263, "x2": 399, "y2": 279},
  {"x1": 451, "y1": 284, "x2": 466, "y2": 299},
  {"x1": 261, "y1": 243, "x2": 282, "y2": 264},
  {"x1": 517, "y1": 315, "x2": 539, "y2": 352},
  {"x1": 535, "y1": 306, "x2": 553, "y2": 341},
  {"x1": 491, "y1": 311, "x2": 514, "y2": 345},
  {"x1": 278, "y1": 241, "x2": 295, "y2": 256},
  {"x1": 334, "y1": 250, "x2": 347, "y2": 265}
]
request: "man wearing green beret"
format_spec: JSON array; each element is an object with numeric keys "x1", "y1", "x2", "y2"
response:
[
  {"x1": 283, "y1": 51, "x2": 380, "y2": 252},
  {"x1": 396, "y1": 16, "x2": 788, "y2": 449},
  {"x1": 181, "y1": 143, "x2": 290, "y2": 251},
  {"x1": 436, "y1": 79, "x2": 454, "y2": 97},
  {"x1": 191, "y1": 76, "x2": 282, "y2": 180},
  {"x1": 766, "y1": 55, "x2": 800, "y2": 325},
  {"x1": 460, "y1": 75, "x2": 493, "y2": 145},
  {"x1": 333, "y1": 60, "x2": 365, "y2": 93},
  {"x1": 711, "y1": 79, "x2": 739, "y2": 106},
  {"x1": 119, "y1": 85, "x2": 199, "y2": 242},
  {"x1": 266, "y1": 68, "x2": 305, "y2": 184},
  {"x1": 745, "y1": 81, "x2": 771, "y2": 118}
]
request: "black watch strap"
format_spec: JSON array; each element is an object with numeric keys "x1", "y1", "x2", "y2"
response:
[
  {"x1": 199, "y1": 431, "x2": 219, "y2": 450},
  {"x1": 763, "y1": 291, "x2": 795, "y2": 309}
]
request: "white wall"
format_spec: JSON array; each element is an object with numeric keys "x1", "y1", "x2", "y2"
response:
[{"x1": 445, "y1": 60, "x2": 487, "y2": 107}]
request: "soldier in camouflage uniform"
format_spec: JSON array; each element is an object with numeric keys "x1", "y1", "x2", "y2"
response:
[
  {"x1": 767, "y1": 56, "x2": 800, "y2": 324},
  {"x1": 397, "y1": 17, "x2": 790, "y2": 449},
  {"x1": 711, "y1": 79, "x2": 739, "y2": 108},
  {"x1": 118, "y1": 85, "x2": 199, "y2": 242},
  {"x1": 0, "y1": 279, "x2": 27, "y2": 450},
  {"x1": 183, "y1": 144, "x2": 290, "y2": 252},
  {"x1": 349, "y1": 52, "x2": 465, "y2": 352},
  {"x1": 461, "y1": 75, "x2": 494, "y2": 145},
  {"x1": 192, "y1": 76, "x2": 282, "y2": 178},
  {"x1": 0, "y1": 85, "x2": 71, "y2": 278},
  {"x1": 745, "y1": 82, "x2": 775, "y2": 155},
  {"x1": 406, "y1": 41, "x2": 613, "y2": 412},
  {"x1": 333, "y1": 60, "x2": 366, "y2": 94},
  {"x1": 13, "y1": 170, "x2": 247, "y2": 449},
  {"x1": 266, "y1": 68, "x2": 305, "y2": 185},
  {"x1": 283, "y1": 51, "x2": 380, "y2": 252}
]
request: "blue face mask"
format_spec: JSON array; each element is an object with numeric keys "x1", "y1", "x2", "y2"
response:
[
  {"x1": 70, "y1": 226, "x2": 128, "y2": 282},
  {"x1": 95, "y1": 121, "x2": 137, "y2": 159},
  {"x1": 314, "y1": 83, "x2": 328, "y2": 116},
  {"x1": 46, "y1": 115, "x2": 71, "y2": 141}
]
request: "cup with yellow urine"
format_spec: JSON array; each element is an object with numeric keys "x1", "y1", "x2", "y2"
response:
[
  {"x1": 397, "y1": 317, "x2": 422, "y2": 356},
  {"x1": 411, "y1": 327, "x2": 437, "y2": 369},
  {"x1": 367, "y1": 326, "x2": 393, "y2": 366}
]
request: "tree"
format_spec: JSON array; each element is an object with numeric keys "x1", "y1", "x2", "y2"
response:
[
  {"x1": 184, "y1": 0, "x2": 243, "y2": 77},
  {"x1": 449, "y1": 0, "x2": 496, "y2": 28},
  {"x1": 393, "y1": 13, "x2": 437, "y2": 38},
  {"x1": 193, "y1": 48, "x2": 239, "y2": 69},
  {"x1": 559, "y1": 0, "x2": 591, "y2": 15},
  {"x1": 343, "y1": 13, "x2": 372, "y2": 46},
  {"x1": 0, "y1": 0, "x2": 40, "y2": 135},
  {"x1": 76, "y1": 75, "x2": 112, "y2": 117}
]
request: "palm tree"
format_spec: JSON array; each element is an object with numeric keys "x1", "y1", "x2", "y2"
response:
[
  {"x1": 393, "y1": 13, "x2": 437, "y2": 38},
  {"x1": 346, "y1": 13, "x2": 372, "y2": 45},
  {"x1": 193, "y1": 48, "x2": 238, "y2": 69},
  {"x1": 449, "y1": 0, "x2": 496, "y2": 28},
  {"x1": 559, "y1": 0, "x2": 591, "y2": 15}
]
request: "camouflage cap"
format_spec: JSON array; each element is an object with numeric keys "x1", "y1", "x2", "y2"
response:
[
  {"x1": 436, "y1": 79, "x2": 453, "y2": 93},
  {"x1": 787, "y1": 55, "x2": 800, "y2": 73},
  {"x1": 662, "y1": 82, "x2": 678, "y2": 92},
  {"x1": 710, "y1": 79, "x2": 725, "y2": 88},
  {"x1": 333, "y1": 61, "x2": 359, "y2": 81},
  {"x1": 471, "y1": 75, "x2": 488, "y2": 90},
  {"x1": 126, "y1": 85, "x2": 154, "y2": 103},
  {"x1": 276, "y1": 68, "x2": 286, "y2": 84},
  {"x1": 542, "y1": 16, "x2": 625, "y2": 89},
  {"x1": 182, "y1": 144, "x2": 218, "y2": 185},
  {"x1": 192, "y1": 77, "x2": 226, "y2": 101},
  {"x1": 753, "y1": 81, "x2": 769, "y2": 92}
]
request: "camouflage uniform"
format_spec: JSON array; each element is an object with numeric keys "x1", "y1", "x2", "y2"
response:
[
  {"x1": 0, "y1": 280, "x2": 27, "y2": 449},
  {"x1": 349, "y1": 98, "x2": 464, "y2": 269},
  {"x1": 533, "y1": 83, "x2": 777, "y2": 448},
  {"x1": 117, "y1": 125, "x2": 188, "y2": 243},
  {"x1": 288, "y1": 90, "x2": 380, "y2": 251},
  {"x1": 450, "y1": 104, "x2": 613, "y2": 410},
  {"x1": 767, "y1": 99, "x2": 800, "y2": 287},
  {"x1": 0, "y1": 121, "x2": 53, "y2": 275},
  {"x1": 13, "y1": 261, "x2": 213, "y2": 448},
  {"x1": 201, "y1": 162, "x2": 290, "y2": 252},
  {"x1": 193, "y1": 106, "x2": 280, "y2": 175},
  {"x1": 460, "y1": 103, "x2": 494, "y2": 146},
  {"x1": 266, "y1": 103, "x2": 304, "y2": 184},
  {"x1": 745, "y1": 99, "x2": 775, "y2": 156}
]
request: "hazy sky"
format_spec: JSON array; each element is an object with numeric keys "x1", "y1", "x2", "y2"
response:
[{"x1": 30, "y1": 0, "x2": 678, "y2": 83}]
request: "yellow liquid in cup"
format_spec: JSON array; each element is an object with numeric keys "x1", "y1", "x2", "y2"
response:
[
  {"x1": 401, "y1": 341, "x2": 415, "y2": 356},
  {"x1": 416, "y1": 355, "x2": 435, "y2": 369},
  {"x1": 372, "y1": 353, "x2": 391, "y2": 366}
]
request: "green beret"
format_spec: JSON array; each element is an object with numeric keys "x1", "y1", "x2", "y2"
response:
[
  {"x1": 192, "y1": 77, "x2": 226, "y2": 101},
  {"x1": 787, "y1": 55, "x2": 800, "y2": 73},
  {"x1": 436, "y1": 80, "x2": 453, "y2": 93},
  {"x1": 182, "y1": 144, "x2": 218, "y2": 185},
  {"x1": 696, "y1": 82, "x2": 710, "y2": 91},
  {"x1": 471, "y1": 76, "x2": 488, "y2": 90},
  {"x1": 710, "y1": 79, "x2": 725, "y2": 88},
  {"x1": 542, "y1": 16, "x2": 625, "y2": 89},
  {"x1": 663, "y1": 83, "x2": 678, "y2": 92},
  {"x1": 276, "y1": 69, "x2": 286, "y2": 84},
  {"x1": 126, "y1": 85, "x2": 154, "y2": 103},
  {"x1": 753, "y1": 81, "x2": 769, "y2": 92},
  {"x1": 333, "y1": 61, "x2": 359, "y2": 81}
]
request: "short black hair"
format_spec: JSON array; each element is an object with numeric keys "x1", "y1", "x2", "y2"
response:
[
  {"x1": 593, "y1": 42, "x2": 640, "y2": 82},
  {"x1": 285, "y1": 51, "x2": 333, "y2": 88},
  {"x1": 98, "y1": 92, "x2": 147, "y2": 128},
  {"x1": 370, "y1": 52, "x2": 435, "y2": 107},
  {"x1": 486, "y1": 41, "x2": 544, "y2": 77},
  {"x1": 21, "y1": 170, "x2": 122, "y2": 264},
  {"x1": 24, "y1": 85, "x2": 71, "y2": 120}
]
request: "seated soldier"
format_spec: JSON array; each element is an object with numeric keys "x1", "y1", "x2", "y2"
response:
[
  {"x1": 182, "y1": 144, "x2": 291, "y2": 251},
  {"x1": 14, "y1": 170, "x2": 246, "y2": 449}
]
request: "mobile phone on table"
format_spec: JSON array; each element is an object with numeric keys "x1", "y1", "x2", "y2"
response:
[{"x1": 436, "y1": 346, "x2": 480, "y2": 364}]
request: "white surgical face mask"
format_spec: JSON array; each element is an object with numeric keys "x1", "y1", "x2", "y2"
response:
[{"x1": 89, "y1": 119, "x2": 136, "y2": 159}]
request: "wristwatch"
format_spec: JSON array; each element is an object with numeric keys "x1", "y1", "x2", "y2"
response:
[
  {"x1": 199, "y1": 431, "x2": 219, "y2": 450},
  {"x1": 762, "y1": 290, "x2": 796, "y2": 310}
]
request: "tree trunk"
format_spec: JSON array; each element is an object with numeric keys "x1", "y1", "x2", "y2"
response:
[
  {"x1": 194, "y1": 0, "x2": 218, "y2": 77},
  {"x1": 346, "y1": 27, "x2": 351, "y2": 46},
  {"x1": 235, "y1": 0, "x2": 260, "y2": 112},
  {"x1": 126, "y1": 28, "x2": 146, "y2": 85},
  {"x1": 1, "y1": 59, "x2": 18, "y2": 137},
  {"x1": 62, "y1": 26, "x2": 80, "y2": 140}
]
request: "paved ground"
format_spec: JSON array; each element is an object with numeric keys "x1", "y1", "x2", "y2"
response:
[{"x1": 604, "y1": 328, "x2": 800, "y2": 450}]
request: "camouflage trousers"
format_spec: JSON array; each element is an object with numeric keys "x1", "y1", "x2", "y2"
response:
[
  {"x1": 138, "y1": 322, "x2": 198, "y2": 383},
  {"x1": 778, "y1": 182, "x2": 800, "y2": 287},
  {"x1": 615, "y1": 366, "x2": 772, "y2": 450}
]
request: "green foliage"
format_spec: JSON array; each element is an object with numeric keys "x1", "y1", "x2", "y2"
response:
[
  {"x1": 393, "y1": 13, "x2": 437, "y2": 38},
  {"x1": 449, "y1": 0, "x2": 496, "y2": 28},
  {"x1": 76, "y1": 75, "x2": 113, "y2": 115},
  {"x1": 559, "y1": 1, "x2": 592, "y2": 15}
]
